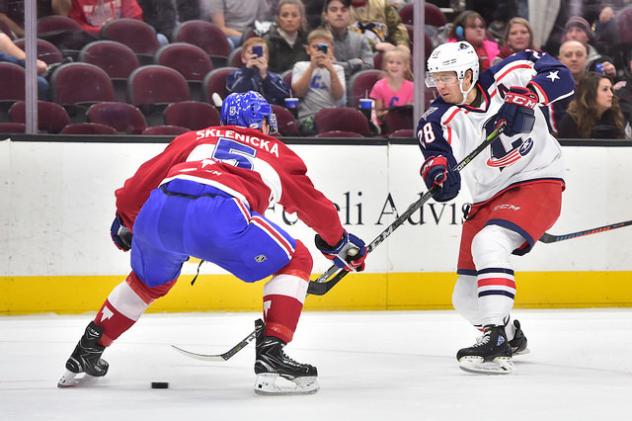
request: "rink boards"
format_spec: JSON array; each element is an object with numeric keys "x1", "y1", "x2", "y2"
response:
[{"x1": 1, "y1": 139, "x2": 632, "y2": 314}]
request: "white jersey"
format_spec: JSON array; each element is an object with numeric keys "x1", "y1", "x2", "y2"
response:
[{"x1": 417, "y1": 50, "x2": 575, "y2": 204}]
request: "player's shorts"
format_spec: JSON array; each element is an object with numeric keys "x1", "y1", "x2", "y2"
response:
[
  {"x1": 457, "y1": 180, "x2": 563, "y2": 275},
  {"x1": 131, "y1": 179, "x2": 296, "y2": 287}
]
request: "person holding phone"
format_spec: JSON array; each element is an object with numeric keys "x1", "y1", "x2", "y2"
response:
[
  {"x1": 291, "y1": 28, "x2": 346, "y2": 135},
  {"x1": 226, "y1": 37, "x2": 290, "y2": 106},
  {"x1": 322, "y1": 0, "x2": 374, "y2": 81}
]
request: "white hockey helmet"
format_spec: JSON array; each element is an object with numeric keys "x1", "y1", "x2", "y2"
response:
[{"x1": 425, "y1": 41, "x2": 479, "y2": 103}]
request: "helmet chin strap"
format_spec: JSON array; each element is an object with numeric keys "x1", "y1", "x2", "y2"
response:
[{"x1": 458, "y1": 79, "x2": 476, "y2": 105}]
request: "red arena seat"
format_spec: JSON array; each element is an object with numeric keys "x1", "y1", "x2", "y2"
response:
[
  {"x1": 9, "y1": 100, "x2": 70, "y2": 133},
  {"x1": 87, "y1": 102, "x2": 147, "y2": 134},
  {"x1": 163, "y1": 101, "x2": 219, "y2": 130},
  {"x1": 314, "y1": 107, "x2": 371, "y2": 137}
]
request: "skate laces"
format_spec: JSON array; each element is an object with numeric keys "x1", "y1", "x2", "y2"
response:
[{"x1": 473, "y1": 332, "x2": 491, "y2": 347}]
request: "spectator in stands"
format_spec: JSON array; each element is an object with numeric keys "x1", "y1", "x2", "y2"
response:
[
  {"x1": 137, "y1": 0, "x2": 201, "y2": 41},
  {"x1": 548, "y1": 39, "x2": 590, "y2": 134},
  {"x1": 0, "y1": 0, "x2": 57, "y2": 38},
  {"x1": 558, "y1": 72, "x2": 628, "y2": 139},
  {"x1": 0, "y1": 32, "x2": 50, "y2": 98},
  {"x1": 57, "y1": 0, "x2": 144, "y2": 35},
  {"x1": 226, "y1": 36, "x2": 289, "y2": 105},
  {"x1": 303, "y1": 0, "x2": 325, "y2": 30},
  {"x1": 322, "y1": 0, "x2": 373, "y2": 81},
  {"x1": 264, "y1": 0, "x2": 309, "y2": 74},
  {"x1": 291, "y1": 28, "x2": 345, "y2": 135},
  {"x1": 559, "y1": 39, "x2": 589, "y2": 84},
  {"x1": 562, "y1": 16, "x2": 601, "y2": 63},
  {"x1": 209, "y1": 0, "x2": 270, "y2": 50},
  {"x1": 448, "y1": 10, "x2": 499, "y2": 72},
  {"x1": 349, "y1": 0, "x2": 409, "y2": 53},
  {"x1": 562, "y1": 14, "x2": 619, "y2": 80},
  {"x1": 494, "y1": 17, "x2": 537, "y2": 63},
  {"x1": 593, "y1": 5, "x2": 619, "y2": 61},
  {"x1": 369, "y1": 45, "x2": 412, "y2": 127},
  {"x1": 614, "y1": 51, "x2": 632, "y2": 138}
]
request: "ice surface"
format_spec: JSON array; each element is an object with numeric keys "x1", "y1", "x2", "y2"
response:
[{"x1": 1, "y1": 310, "x2": 630, "y2": 421}]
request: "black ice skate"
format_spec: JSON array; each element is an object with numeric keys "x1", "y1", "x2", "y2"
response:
[
  {"x1": 254, "y1": 325, "x2": 318, "y2": 395},
  {"x1": 508, "y1": 319, "x2": 530, "y2": 356},
  {"x1": 58, "y1": 321, "x2": 109, "y2": 387},
  {"x1": 457, "y1": 325, "x2": 513, "y2": 374}
]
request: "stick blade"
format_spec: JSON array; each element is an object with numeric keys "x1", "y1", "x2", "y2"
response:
[{"x1": 170, "y1": 344, "x2": 227, "y2": 362}]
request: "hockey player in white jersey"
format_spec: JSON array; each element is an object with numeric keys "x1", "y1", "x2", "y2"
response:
[{"x1": 417, "y1": 41, "x2": 574, "y2": 374}]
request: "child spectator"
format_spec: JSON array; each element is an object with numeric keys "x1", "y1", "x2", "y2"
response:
[
  {"x1": 448, "y1": 10, "x2": 499, "y2": 72},
  {"x1": 369, "y1": 46, "x2": 412, "y2": 127},
  {"x1": 558, "y1": 72, "x2": 627, "y2": 139},
  {"x1": 349, "y1": 0, "x2": 409, "y2": 53},
  {"x1": 291, "y1": 28, "x2": 345, "y2": 135},
  {"x1": 322, "y1": 0, "x2": 373, "y2": 81},
  {"x1": 226, "y1": 37, "x2": 289, "y2": 105},
  {"x1": 264, "y1": 0, "x2": 309, "y2": 74}
]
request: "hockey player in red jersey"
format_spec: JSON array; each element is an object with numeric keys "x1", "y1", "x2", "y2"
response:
[
  {"x1": 58, "y1": 91, "x2": 367, "y2": 394},
  {"x1": 417, "y1": 42, "x2": 574, "y2": 374}
]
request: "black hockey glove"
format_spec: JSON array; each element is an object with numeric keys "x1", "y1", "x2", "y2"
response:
[
  {"x1": 315, "y1": 232, "x2": 367, "y2": 272},
  {"x1": 420, "y1": 155, "x2": 461, "y2": 202},
  {"x1": 110, "y1": 214, "x2": 132, "y2": 252},
  {"x1": 496, "y1": 86, "x2": 538, "y2": 136}
]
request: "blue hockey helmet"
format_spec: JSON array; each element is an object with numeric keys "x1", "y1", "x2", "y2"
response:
[{"x1": 220, "y1": 91, "x2": 278, "y2": 133}]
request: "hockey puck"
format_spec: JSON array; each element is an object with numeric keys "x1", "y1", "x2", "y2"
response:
[{"x1": 151, "y1": 382, "x2": 169, "y2": 389}]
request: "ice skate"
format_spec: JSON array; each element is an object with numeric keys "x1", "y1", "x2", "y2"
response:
[
  {"x1": 58, "y1": 321, "x2": 109, "y2": 387},
  {"x1": 508, "y1": 319, "x2": 530, "y2": 356},
  {"x1": 457, "y1": 325, "x2": 513, "y2": 374},
  {"x1": 254, "y1": 328, "x2": 318, "y2": 395}
]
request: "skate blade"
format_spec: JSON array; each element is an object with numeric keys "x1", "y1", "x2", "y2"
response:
[
  {"x1": 512, "y1": 347, "x2": 531, "y2": 357},
  {"x1": 458, "y1": 356, "x2": 513, "y2": 375},
  {"x1": 57, "y1": 369, "x2": 100, "y2": 388},
  {"x1": 254, "y1": 373, "x2": 319, "y2": 395}
]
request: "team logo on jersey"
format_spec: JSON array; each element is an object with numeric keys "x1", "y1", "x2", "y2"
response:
[
  {"x1": 255, "y1": 254, "x2": 267, "y2": 263},
  {"x1": 487, "y1": 138, "x2": 533, "y2": 168},
  {"x1": 493, "y1": 203, "x2": 521, "y2": 212}
]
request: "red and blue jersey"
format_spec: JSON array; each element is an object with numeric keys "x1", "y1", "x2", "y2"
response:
[{"x1": 115, "y1": 126, "x2": 344, "y2": 246}]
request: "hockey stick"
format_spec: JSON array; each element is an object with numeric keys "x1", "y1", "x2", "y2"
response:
[
  {"x1": 171, "y1": 319, "x2": 263, "y2": 362},
  {"x1": 539, "y1": 219, "x2": 632, "y2": 243},
  {"x1": 307, "y1": 121, "x2": 507, "y2": 296}
]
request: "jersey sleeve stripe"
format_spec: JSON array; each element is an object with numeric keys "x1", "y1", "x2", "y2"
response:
[
  {"x1": 442, "y1": 107, "x2": 461, "y2": 125},
  {"x1": 496, "y1": 63, "x2": 533, "y2": 82},
  {"x1": 529, "y1": 80, "x2": 550, "y2": 104}
]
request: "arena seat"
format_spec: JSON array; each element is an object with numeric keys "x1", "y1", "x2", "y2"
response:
[
  {"x1": 382, "y1": 105, "x2": 414, "y2": 135},
  {"x1": 9, "y1": 100, "x2": 70, "y2": 133},
  {"x1": 0, "y1": 122, "x2": 26, "y2": 133},
  {"x1": 142, "y1": 125, "x2": 189, "y2": 136},
  {"x1": 174, "y1": 20, "x2": 231, "y2": 68},
  {"x1": 202, "y1": 66, "x2": 237, "y2": 104},
  {"x1": 315, "y1": 107, "x2": 371, "y2": 137},
  {"x1": 36, "y1": 15, "x2": 81, "y2": 34},
  {"x1": 87, "y1": 102, "x2": 147, "y2": 134},
  {"x1": 163, "y1": 100, "x2": 219, "y2": 130},
  {"x1": 128, "y1": 65, "x2": 190, "y2": 122},
  {"x1": 14, "y1": 38, "x2": 63, "y2": 64},
  {"x1": 51, "y1": 63, "x2": 114, "y2": 116},
  {"x1": 348, "y1": 69, "x2": 384, "y2": 107},
  {"x1": 60, "y1": 122, "x2": 118, "y2": 134},
  {"x1": 271, "y1": 104, "x2": 299, "y2": 136},
  {"x1": 315, "y1": 130, "x2": 364, "y2": 138},
  {"x1": 100, "y1": 18, "x2": 160, "y2": 64}
]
